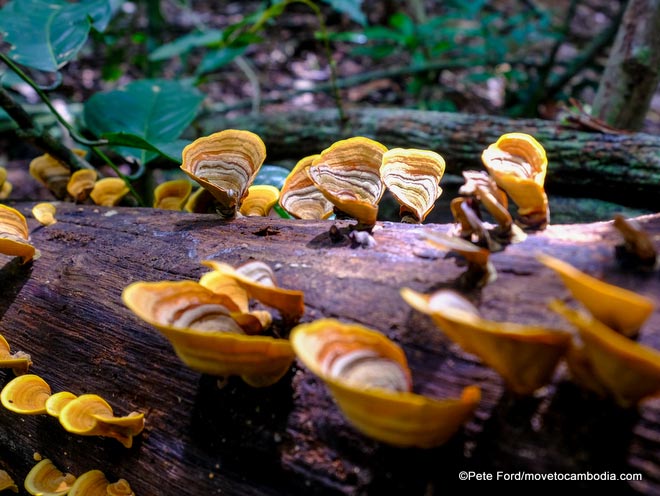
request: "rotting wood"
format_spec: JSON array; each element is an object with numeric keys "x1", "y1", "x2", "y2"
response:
[
  {"x1": 208, "y1": 108, "x2": 660, "y2": 208},
  {"x1": 0, "y1": 202, "x2": 659, "y2": 494}
]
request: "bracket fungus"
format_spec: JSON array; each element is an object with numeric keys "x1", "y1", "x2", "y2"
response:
[
  {"x1": 180, "y1": 129, "x2": 267, "y2": 219},
  {"x1": 613, "y1": 214, "x2": 657, "y2": 270},
  {"x1": 550, "y1": 300, "x2": 660, "y2": 408},
  {"x1": 58, "y1": 394, "x2": 145, "y2": 448},
  {"x1": 122, "y1": 280, "x2": 295, "y2": 387},
  {"x1": 0, "y1": 204, "x2": 37, "y2": 263},
  {"x1": 0, "y1": 470, "x2": 17, "y2": 493},
  {"x1": 0, "y1": 167, "x2": 12, "y2": 200},
  {"x1": 290, "y1": 318, "x2": 480, "y2": 448},
  {"x1": 0, "y1": 374, "x2": 51, "y2": 415},
  {"x1": 90, "y1": 178, "x2": 130, "y2": 207},
  {"x1": 66, "y1": 169, "x2": 98, "y2": 203},
  {"x1": 68, "y1": 470, "x2": 134, "y2": 496},
  {"x1": 24, "y1": 459, "x2": 76, "y2": 496},
  {"x1": 537, "y1": 253, "x2": 655, "y2": 338},
  {"x1": 239, "y1": 185, "x2": 280, "y2": 217},
  {"x1": 481, "y1": 132, "x2": 549, "y2": 230},
  {"x1": 153, "y1": 179, "x2": 193, "y2": 210},
  {"x1": 279, "y1": 155, "x2": 334, "y2": 219},
  {"x1": 307, "y1": 137, "x2": 387, "y2": 228},
  {"x1": 45, "y1": 391, "x2": 78, "y2": 418},
  {"x1": 380, "y1": 148, "x2": 446, "y2": 223},
  {"x1": 0, "y1": 334, "x2": 32, "y2": 375},
  {"x1": 32, "y1": 202, "x2": 57, "y2": 227},
  {"x1": 29, "y1": 151, "x2": 86, "y2": 200},
  {"x1": 401, "y1": 288, "x2": 571, "y2": 395}
]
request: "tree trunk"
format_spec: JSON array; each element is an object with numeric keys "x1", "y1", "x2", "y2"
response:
[
  {"x1": 208, "y1": 108, "x2": 660, "y2": 209},
  {"x1": 591, "y1": 0, "x2": 660, "y2": 131},
  {"x1": 0, "y1": 202, "x2": 659, "y2": 494}
]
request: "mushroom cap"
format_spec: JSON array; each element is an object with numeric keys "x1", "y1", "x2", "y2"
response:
[
  {"x1": 23, "y1": 459, "x2": 76, "y2": 496},
  {"x1": 29, "y1": 152, "x2": 79, "y2": 199},
  {"x1": 45, "y1": 391, "x2": 78, "y2": 417},
  {"x1": 0, "y1": 374, "x2": 51, "y2": 414},
  {"x1": 32, "y1": 202, "x2": 57, "y2": 226},
  {"x1": 239, "y1": 185, "x2": 280, "y2": 216},
  {"x1": 537, "y1": 253, "x2": 655, "y2": 337},
  {"x1": 0, "y1": 469, "x2": 17, "y2": 493},
  {"x1": 0, "y1": 333, "x2": 32, "y2": 375},
  {"x1": 308, "y1": 137, "x2": 387, "y2": 226},
  {"x1": 0, "y1": 166, "x2": 12, "y2": 200},
  {"x1": 380, "y1": 148, "x2": 446, "y2": 222},
  {"x1": 290, "y1": 318, "x2": 480, "y2": 448},
  {"x1": 90, "y1": 177, "x2": 129, "y2": 206},
  {"x1": 180, "y1": 129, "x2": 267, "y2": 218},
  {"x1": 0, "y1": 204, "x2": 36, "y2": 263},
  {"x1": 550, "y1": 300, "x2": 660, "y2": 407},
  {"x1": 67, "y1": 470, "x2": 109, "y2": 496},
  {"x1": 66, "y1": 169, "x2": 98, "y2": 202},
  {"x1": 153, "y1": 179, "x2": 193, "y2": 210},
  {"x1": 279, "y1": 155, "x2": 334, "y2": 220},
  {"x1": 401, "y1": 288, "x2": 571, "y2": 395},
  {"x1": 184, "y1": 187, "x2": 216, "y2": 213}
]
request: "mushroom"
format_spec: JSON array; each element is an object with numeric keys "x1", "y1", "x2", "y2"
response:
[
  {"x1": 57, "y1": 394, "x2": 145, "y2": 448},
  {"x1": 184, "y1": 187, "x2": 216, "y2": 213},
  {"x1": 29, "y1": 151, "x2": 86, "y2": 200},
  {"x1": 481, "y1": 133, "x2": 549, "y2": 230},
  {"x1": 0, "y1": 374, "x2": 51, "y2": 415},
  {"x1": 290, "y1": 318, "x2": 480, "y2": 448},
  {"x1": 45, "y1": 391, "x2": 78, "y2": 417},
  {"x1": 0, "y1": 334, "x2": 32, "y2": 375},
  {"x1": 90, "y1": 177, "x2": 130, "y2": 206},
  {"x1": 180, "y1": 129, "x2": 267, "y2": 219},
  {"x1": 0, "y1": 469, "x2": 17, "y2": 493},
  {"x1": 307, "y1": 137, "x2": 387, "y2": 229},
  {"x1": 550, "y1": 300, "x2": 660, "y2": 407},
  {"x1": 122, "y1": 280, "x2": 295, "y2": 386},
  {"x1": 401, "y1": 288, "x2": 571, "y2": 395},
  {"x1": 0, "y1": 204, "x2": 37, "y2": 263},
  {"x1": 23, "y1": 459, "x2": 76, "y2": 496},
  {"x1": 613, "y1": 214, "x2": 657, "y2": 269},
  {"x1": 32, "y1": 202, "x2": 57, "y2": 226},
  {"x1": 153, "y1": 179, "x2": 193, "y2": 210},
  {"x1": 380, "y1": 148, "x2": 446, "y2": 223},
  {"x1": 68, "y1": 470, "x2": 134, "y2": 496},
  {"x1": 0, "y1": 166, "x2": 12, "y2": 200},
  {"x1": 239, "y1": 185, "x2": 280, "y2": 216},
  {"x1": 537, "y1": 253, "x2": 655, "y2": 338},
  {"x1": 66, "y1": 169, "x2": 98, "y2": 203},
  {"x1": 279, "y1": 155, "x2": 334, "y2": 220}
]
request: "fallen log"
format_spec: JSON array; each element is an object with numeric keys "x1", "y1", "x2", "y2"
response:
[
  {"x1": 209, "y1": 108, "x2": 660, "y2": 209},
  {"x1": 0, "y1": 202, "x2": 659, "y2": 494}
]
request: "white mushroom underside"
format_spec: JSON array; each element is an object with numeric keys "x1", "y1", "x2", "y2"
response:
[{"x1": 325, "y1": 349, "x2": 410, "y2": 392}]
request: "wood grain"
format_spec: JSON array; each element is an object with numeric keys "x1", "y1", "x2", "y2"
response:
[{"x1": 0, "y1": 202, "x2": 659, "y2": 494}]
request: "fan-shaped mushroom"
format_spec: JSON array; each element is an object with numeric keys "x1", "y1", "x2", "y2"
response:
[
  {"x1": 239, "y1": 185, "x2": 280, "y2": 216},
  {"x1": 0, "y1": 334, "x2": 31, "y2": 375},
  {"x1": 90, "y1": 178, "x2": 129, "y2": 206},
  {"x1": 153, "y1": 179, "x2": 193, "y2": 210},
  {"x1": 0, "y1": 204, "x2": 36, "y2": 263},
  {"x1": 66, "y1": 169, "x2": 98, "y2": 203},
  {"x1": 32, "y1": 203, "x2": 57, "y2": 226},
  {"x1": 279, "y1": 155, "x2": 334, "y2": 220},
  {"x1": 0, "y1": 374, "x2": 51, "y2": 415},
  {"x1": 0, "y1": 167, "x2": 12, "y2": 200},
  {"x1": 23, "y1": 459, "x2": 75, "y2": 496},
  {"x1": 29, "y1": 151, "x2": 86, "y2": 199}
]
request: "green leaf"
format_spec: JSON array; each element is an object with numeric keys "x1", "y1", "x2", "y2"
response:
[
  {"x1": 148, "y1": 29, "x2": 224, "y2": 61},
  {"x1": 0, "y1": 0, "x2": 113, "y2": 72},
  {"x1": 83, "y1": 79, "x2": 203, "y2": 164},
  {"x1": 100, "y1": 132, "x2": 188, "y2": 163},
  {"x1": 321, "y1": 0, "x2": 366, "y2": 26},
  {"x1": 253, "y1": 165, "x2": 291, "y2": 189},
  {"x1": 197, "y1": 46, "x2": 247, "y2": 76}
]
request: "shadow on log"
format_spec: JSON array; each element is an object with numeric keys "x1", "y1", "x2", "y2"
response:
[{"x1": 0, "y1": 202, "x2": 659, "y2": 494}]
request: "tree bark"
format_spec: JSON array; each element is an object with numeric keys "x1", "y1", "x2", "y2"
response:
[
  {"x1": 208, "y1": 108, "x2": 660, "y2": 209},
  {"x1": 0, "y1": 203, "x2": 659, "y2": 494},
  {"x1": 591, "y1": 0, "x2": 660, "y2": 131}
]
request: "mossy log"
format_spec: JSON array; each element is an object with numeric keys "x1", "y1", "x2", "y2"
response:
[
  {"x1": 0, "y1": 202, "x2": 659, "y2": 494},
  {"x1": 209, "y1": 108, "x2": 660, "y2": 209}
]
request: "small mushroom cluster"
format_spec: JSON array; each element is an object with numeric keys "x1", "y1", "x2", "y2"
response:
[
  {"x1": 0, "y1": 203, "x2": 38, "y2": 263},
  {"x1": 0, "y1": 374, "x2": 145, "y2": 448},
  {"x1": 23, "y1": 458, "x2": 134, "y2": 496},
  {"x1": 122, "y1": 259, "x2": 304, "y2": 387}
]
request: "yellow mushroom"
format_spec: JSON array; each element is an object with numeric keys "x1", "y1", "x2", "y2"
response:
[
  {"x1": 122, "y1": 280, "x2": 294, "y2": 386},
  {"x1": 89, "y1": 177, "x2": 129, "y2": 207},
  {"x1": 380, "y1": 148, "x2": 446, "y2": 223},
  {"x1": 537, "y1": 253, "x2": 655, "y2": 338},
  {"x1": 0, "y1": 469, "x2": 17, "y2": 493},
  {"x1": 180, "y1": 129, "x2": 267, "y2": 219},
  {"x1": 184, "y1": 187, "x2": 216, "y2": 213},
  {"x1": 401, "y1": 288, "x2": 571, "y2": 395},
  {"x1": 153, "y1": 179, "x2": 193, "y2": 210},
  {"x1": 290, "y1": 318, "x2": 480, "y2": 448},
  {"x1": 57, "y1": 394, "x2": 145, "y2": 448},
  {"x1": 66, "y1": 169, "x2": 98, "y2": 203},
  {"x1": 307, "y1": 137, "x2": 387, "y2": 228},
  {"x1": 0, "y1": 204, "x2": 37, "y2": 263},
  {"x1": 0, "y1": 167, "x2": 12, "y2": 200},
  {"x1": 29, "y1": 151, "x2": 87, "y2": 200},
  {"x1": 107, "y1": 478, "x2": 135, "y2": 496},
  {"x1": 279, "y1": 155, "x2": 334, "y2": 220},
  {"x1": 0, "y1": 334, "x2": 32, "y2": 375},
  {"x1": 481, "y1": 133, "x2": 549, "y2": 230},
  {"x1": 239, "y1": 185, "x2": 280, "y2": 216},
  {"x1": 201, "y1": 260, "x2": 305, "y2": 322},
  {"x1": 550, "y1": 300, "x2": 660, "y2": 407},
  {"x1": 32, "y1": 202, "x2": 57, "y2": 226},
  {"x1": 67, "y1": 470, "x2": 134, "y2": 496},
  {"x1": 45, "y1": 391, "x2": 78, "y2": 418},
  {"x1": 0, "y1": 374, "x2": 51, "y2": 414},
  {"x1": 613, "y1": 214, "x2": 657, "y2": 269},
  {"x1": 23, "y1": 459, "x2": 76, "y2": 496}
]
